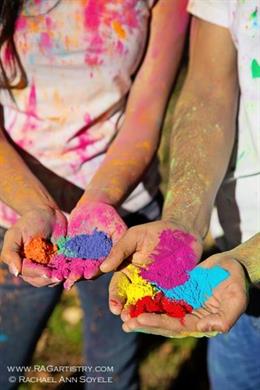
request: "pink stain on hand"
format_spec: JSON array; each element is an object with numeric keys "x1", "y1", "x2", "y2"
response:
[{"x1": 141, "y1": 230, "x2": 197, "y2": 289}]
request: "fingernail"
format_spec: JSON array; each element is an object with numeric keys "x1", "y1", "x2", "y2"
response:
[
  {"x1": 100, "y1": 263, "x2": 108, "y2": 272},
  {"x1": 9, "y1": 265, "x2": 19, "y2": 277}
]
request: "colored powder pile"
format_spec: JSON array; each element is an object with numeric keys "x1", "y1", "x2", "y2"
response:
[
  {"x1": 118, "y1": 265, "x2": 158, "y2": 305},
  {"x1": 158, "y1": 266, "x2": 230, "y2": 309},
  {"x1": 23, "y1": 230, "x2": 113, "y2": 286},
  {"x1": 130, "y1": 292, "x2": 193, "y2": 320},
  {"x1": 141, "y1": 229, "x2": 197, "y2": 289},
  {"x1": 48, "y1": 254, "x2": 103, "y2": 284},
  {"x1": 57, "y1": 230, "x2": 112, "y2": 259},
  {"x1": 24, "y1": 237, "x2": 57, "y2": 265}
]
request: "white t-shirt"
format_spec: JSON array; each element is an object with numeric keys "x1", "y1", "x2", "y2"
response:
[
  {"x1": 188, "y1": 0, "x2": 260, "y2": 247},
  {"x1": 0, "y1": 0, "x2": 159, "y2": 228}
]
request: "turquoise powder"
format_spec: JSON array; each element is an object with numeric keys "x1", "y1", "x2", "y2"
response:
[{"x1": 157, "y1": 266, "x2": 230, "y2": 309}]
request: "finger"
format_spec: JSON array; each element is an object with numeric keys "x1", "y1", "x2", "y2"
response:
[
  {"x1": 108, "y1": 272, "x2": 129, "y2": 315},
  {"x1": 122, "y1": 315, "x2": 187, "y2": 338},
  {"x1": 21, "y1": 275, "x2": 53, "y2": 288},
  {"x1": 22, "y1": 258, "x2": 52, "y2": 279},
  {"x1": 122, "y1": 322, "x2": 175, "y2": 337},
  {"x1": 120, "y1": 307, "x2": 132, "y2": 322},
  {"x1": 1, "y1": 228, "x2": 23, "y2": 276},
  {"x1": 110, "y1": 219, "x2": 127, "y2": 244},
  {"x1": 52, "y1": 211, "x2": 67, "y2": 242},
  {"x1": 63, "y1": 273, "x2": 81, "y2": 290},
  {"x1": 100, "y1": 228, "x2": 139, "y2": 272},
  {"x1": 123, "y1": 314, "x2": 217, "y2": 338}
]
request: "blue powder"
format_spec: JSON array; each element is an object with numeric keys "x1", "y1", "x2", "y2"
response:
[
  {"x1": 157, "y1": 266, "x2": 229, "y2": 309},
  {"x1": 0, "y1": 333, "x2": 8, "y2": 343},
  {"x1": 57, "y1": 230, "x2": 112, "y2": 260}
]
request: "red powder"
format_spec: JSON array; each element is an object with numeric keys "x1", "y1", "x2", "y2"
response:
[
  {"x1": 24, "y1": 237, "x2": 57, "y2": 265},
  {"x1": 130, "y1": 292, "x2": 193, "y2": 321}
]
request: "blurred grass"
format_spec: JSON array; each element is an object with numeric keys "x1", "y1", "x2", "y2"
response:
[{"x1": 19, "y1": 67, "x2": 212, "y2": 390}]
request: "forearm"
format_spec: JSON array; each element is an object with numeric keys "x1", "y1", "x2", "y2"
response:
[
  {"x1": 230, "y1": 234, "x2": 260, "y2": 284},
  {"x1": 81, "y1": 0, "x2": 189, "y2": 207},
  {"x1": 163, "y1": 79, "x2": 238, "y2": 238},
  {"x1": 0, "y1": 130, "x2": 58, "y2": 215}
]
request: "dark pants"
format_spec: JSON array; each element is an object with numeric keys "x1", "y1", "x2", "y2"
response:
[
  {"x1": 208, "y1": 288, "x2": 260, "y2": 390},
  {"x1": 0, "y1": 196, "x2": 162, "y2": 389}
]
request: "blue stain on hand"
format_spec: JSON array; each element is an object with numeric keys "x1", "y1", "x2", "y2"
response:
[
  {"x1": 58, "y1": 230, "x2": 112, "y2": 260},
  {"x1": 0, "y1": 333, "x2": 8, "y2": 343},
  {"x1": 157, "y1": 266, "x2": 230, "y2": 309}
]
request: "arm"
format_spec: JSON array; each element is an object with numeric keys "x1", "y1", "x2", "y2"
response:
[
  {"x1": 0, "y1": 118, "x2": 57, "y2": 215},
  {"x1": 0, "y1": 109, "x2": 66, "y2": 278},
  {"x1": 163, "y1": 17, "x2": 239, "y2": 239},
  {"x1": 80, "y1": 0, "x2": 190, "y2": 206},
  {"x1": 230, "y1": 233, "x2": 260, "y2": 284}
]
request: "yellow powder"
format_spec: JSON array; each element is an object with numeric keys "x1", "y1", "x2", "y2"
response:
[{"x1": 118, "y1": 264, "x2": 157, "y2": 306}]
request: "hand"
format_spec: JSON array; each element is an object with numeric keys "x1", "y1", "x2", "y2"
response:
[
  {"x1": 100, "y1": 220, "x2": 203, "y2": 316},
  {"x1": 121, "y1": 253, "x2": 248, "y2": 338},
  {"x1": 63, "y1": 201, "x2": 127, "y2": 289},
  {"x1": 0, "y1": 206, "x2": 67, "y2": 287}
]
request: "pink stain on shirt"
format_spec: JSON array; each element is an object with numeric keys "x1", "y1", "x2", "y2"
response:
[
  {"x1": 16, "y1": 15, "x2": 27, "y2": 31},
  {"x1": 39, "y1": 32, "x2": 52, "y2": 52},
  {"x1": 84, "y1": 0, "x2": 105, "y2": 31},
  {"x1": 141, "y1": 230, "x2": 197, "y2": 289},
  {"x1": 27, "y1": 81, "x2": 37, "y2": 118}
]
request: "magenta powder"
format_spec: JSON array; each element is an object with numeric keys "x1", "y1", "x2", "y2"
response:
[
  {"x1": 140, "y1": 229, "x2": 197, "y2": 289},
  {"x1": 49, "y1": 254, "x2": 102, "y2": 286}
]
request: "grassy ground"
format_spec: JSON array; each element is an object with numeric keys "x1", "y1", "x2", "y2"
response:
[{"x1": 19, "y1": 68, "x2": 212, "y2": 390}]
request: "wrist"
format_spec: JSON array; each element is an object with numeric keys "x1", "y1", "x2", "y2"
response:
[
  {"x1": 80, "y1": 187, "x2": 121, "y2": 208},
  {"x1": 230, "y1": 234, "x2": 260, "y2": 284},
  {"x1": 162, "y1": 194, "x2": 210, "y2": 241},
  {"x1": 20, "y1": 200, "x2": 59, "y2": 217}
]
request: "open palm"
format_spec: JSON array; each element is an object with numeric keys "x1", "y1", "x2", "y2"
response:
[{"x1": 121, "y1": 254, "x2": 248, "y2": 338}]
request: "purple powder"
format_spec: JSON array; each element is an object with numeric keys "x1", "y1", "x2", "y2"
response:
[
  {"x1": 61, "y1": 230, "x2": 112, "y2": 259},
  {"x1": 141, "y1": 229, "x2": 197, "y2": 289}
]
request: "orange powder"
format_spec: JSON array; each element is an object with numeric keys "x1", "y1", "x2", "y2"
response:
[{"x1": 24, "y1": 237, "x2": 57, "y2": 265}]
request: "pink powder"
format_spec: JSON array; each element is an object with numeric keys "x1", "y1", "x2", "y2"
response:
[
  {"x1": 48, "y1": 254, "x2": 102, "y2": 288},
  {"x1": 39, "y1": 32, "x2": 52, "y2": 52},
  {"x1": 140, "y1": 230, "x2": 197, "y2": 289}
]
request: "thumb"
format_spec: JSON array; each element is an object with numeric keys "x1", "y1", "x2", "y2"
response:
[
  {"x1": 109, "y1": 272, "x2": 129, "y2": 315},
  {"x1": 52, "y1": 211, "x2": 67, "y2": 243},
  {"x1": 1, "y1": 228, "x2": 23, "y2": 276},
  {"x1": 100, "y1": 228, "x2": 138, "y2": 273}
]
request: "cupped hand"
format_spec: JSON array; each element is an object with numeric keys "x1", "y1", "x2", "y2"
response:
[
  {"x1": 121, "y1": 253, "x2": 248, "y2": 338},
  {"x1": 63, "y1": 201, "x2": 127, "y2": 288},
  {"x1": 0, "y1": 206, "x2": 67, "y2": 287},
  {"x1": 100, "y1": 220, "x2": 203, "y2": 316}
]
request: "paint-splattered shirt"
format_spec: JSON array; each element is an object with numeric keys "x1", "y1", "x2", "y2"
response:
[
  {"x1": 188, "y1": 0, "x2": 260, "y2": 243},
  {"x1": 0, "y1": 0, "x2": 159, "y2": 227}
]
